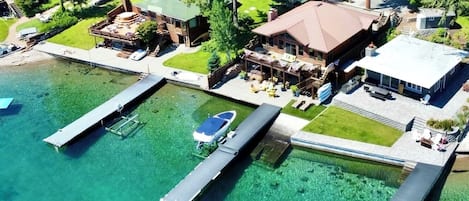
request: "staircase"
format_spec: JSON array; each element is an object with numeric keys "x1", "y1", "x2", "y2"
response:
[
  {"x1": 8, "y1": 3, "x2": 23, "y2": 18},
  {"x1": 332, "y1": 99, "x2": 409, "y2": 131},
  {"x1": 411, "y1": 116, "x2": 427, "y2": 132},
  {"x1": 399, "y1": 161, "x2": 416, "y2": 183}
]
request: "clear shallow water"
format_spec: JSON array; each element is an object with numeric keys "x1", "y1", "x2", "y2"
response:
[
  {"x1": 0, "y1": 60, "x2": 254, "y2": 201},
  {"x1": 201, "y1": 148, "x2": 402, "y2": 201}
]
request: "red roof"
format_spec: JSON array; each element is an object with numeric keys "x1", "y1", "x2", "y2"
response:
[{"x1": 253, "y1": 1, "x2": 378, "y2": 53}]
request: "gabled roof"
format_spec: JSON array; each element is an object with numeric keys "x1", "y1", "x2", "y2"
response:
[
  {"x1": 136, "y1": 0, "x2": 201, "y2": 21},
  {"x1": 357, "y1": 35, "x2": 468, "y2": 89},
  {"x1": 253, "y1": 1, "x2": 378, "y2": 53}
]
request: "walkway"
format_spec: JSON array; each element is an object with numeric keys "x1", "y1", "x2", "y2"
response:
[
  {"x1": 291, "y1": 131, "x2": 457, "y2": 166},
  {"x1": 43, "y1": 74, "x2": 164, "y2": 148},
  {"x1": 34, "y1": 42, "x2": 298, "y2": 107}
]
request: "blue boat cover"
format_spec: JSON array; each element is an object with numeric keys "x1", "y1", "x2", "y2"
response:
[
  {"x1": 196, "y1": 117, "x2": 226, "y2": 136},
  {"x1": 217, "y1": 112, "x2": 234, "y2": 120}
]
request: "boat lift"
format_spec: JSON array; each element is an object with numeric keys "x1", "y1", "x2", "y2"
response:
[{"x1": 105, "y1": 113, "x2": 143, "y2": 138}]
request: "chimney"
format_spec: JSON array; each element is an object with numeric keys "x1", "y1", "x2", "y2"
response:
[
  {"x1": 267, "y1": 8, "x2": 278, "y2": 22},
  {"x1": 365, "y1": 42, "x2": 376, "y2": 57},
  {"x1": 122, "y1": 0, "x2": 132, "y2": 12},
  {"x1": 365, "y1": 0, "x2": 371, "y2": 10}
]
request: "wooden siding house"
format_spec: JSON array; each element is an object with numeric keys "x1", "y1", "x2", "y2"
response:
[
  {"x1": 89, "y1": 0, "x2": 209, "y2": 49},
  {"x1": 243, "y1": 1, "x2": 380, "y2": 97}
]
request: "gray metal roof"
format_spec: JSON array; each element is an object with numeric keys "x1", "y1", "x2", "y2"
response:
[{"x1": 135, "y1": 0, "x2": 201, "y2": 21}]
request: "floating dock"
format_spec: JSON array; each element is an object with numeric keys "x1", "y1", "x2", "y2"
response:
[
  {"x1": 161, "y1": 104, "x2": 281, "y2": 201},
  {"x1": 43, "y1": 74, "x2": 164, "y2": 149}
]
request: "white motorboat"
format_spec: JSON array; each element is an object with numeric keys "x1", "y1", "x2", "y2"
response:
[
  {"x1": 129, "y1": 49, "x2": 147, "y2": 61},
  {"x1": 193, "y1": 110, "x2": 236, "y2": 144}
]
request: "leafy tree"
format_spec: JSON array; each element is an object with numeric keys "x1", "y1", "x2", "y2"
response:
[
  {"x1": 136, "y1": 21, "x2": 158, "y2": 47},
  {"x1": 207, "y1": 0, "x2": 237, "y2": 61},
  {"x1": 207, "y1": 51, "x2": 221, "y2": 72},
  {"x1": 183, "y1": 0, "x2": 239, "y2": 27}
]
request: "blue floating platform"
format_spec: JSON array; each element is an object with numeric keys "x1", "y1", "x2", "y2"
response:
[{"x1": 0, "y1": 98, "x2": 14, "y2": 109}]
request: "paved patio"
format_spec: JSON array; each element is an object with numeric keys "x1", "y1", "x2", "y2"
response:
[{"x1": 333, "y1": 69, "x2": 469, "y2": 124}]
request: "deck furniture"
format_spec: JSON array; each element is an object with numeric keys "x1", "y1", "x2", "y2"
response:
[{"x1": 420, "y1": 94, "x2": 431, "y2": 105}]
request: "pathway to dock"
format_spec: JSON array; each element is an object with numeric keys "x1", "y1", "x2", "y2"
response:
[
  {"x1": 161, "y1": 104, "x2": 281, "y2": 201},
  {"x1": 43, "y1": 74, "x2": 164, "y2": 148}
]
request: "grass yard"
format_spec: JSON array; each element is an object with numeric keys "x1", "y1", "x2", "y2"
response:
[
  {"x1": 302, "y1": 106, "x2": 402, "y2": 147},
  {"x1": 456, "y1": 16, "x2": 469, "y2": 29},
  {"x1": 48, "y1": 18, "x2": 105, "y2": 50},
  {"x1": 239, "y1": 0, "x2": 273, "y2": 23},
  {"x1": 0, "y1": 18, "x2": 17, "y2": 42},
  {"x1": 163, "y1": 50, "x2": 230, "y2": 74},
  {"x1": 281, "y1": 99, "x2": 326, "y2": 120},
  {"x1": 16, "y1": 19, "x2": 50, "y2": 33}
]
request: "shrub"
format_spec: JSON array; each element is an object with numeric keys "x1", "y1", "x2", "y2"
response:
[
  {"x1": 201, "y1": 39, "x2": 218, "y2": 53},
  {"x1": 427, "y1": 118, "x2": 456, "y2": 131},
  {"x1": 47, "y1": 11, "x2": 79, "y2": 31}
]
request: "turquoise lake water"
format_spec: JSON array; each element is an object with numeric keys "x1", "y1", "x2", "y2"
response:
[
  {"x1": 0, "y1": 60, "x2": 255, "y2": 201},
  {"x1": 7, "y1": 59, "x2": 468, "y2": 201}
]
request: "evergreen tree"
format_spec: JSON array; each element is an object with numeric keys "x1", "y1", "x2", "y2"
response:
[
  {"x1": 207, "y1": 0, "x2": 237, "y2": 62},
  {"x1": 207, "y1": 51, "x2": 221, "y2": 73}
]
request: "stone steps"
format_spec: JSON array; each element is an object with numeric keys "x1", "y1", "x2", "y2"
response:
[
  {"x1": 332, "y1": 99, "x2": 408, "y2": 131},
  {"x1": 411, "y1": 116, "x2": 427, "y2": 132}
]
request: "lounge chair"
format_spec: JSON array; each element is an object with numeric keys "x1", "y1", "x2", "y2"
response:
[
  {"x1": 420, "y1": 94, "x2": 431, "y2": 105},
  {"x1": 411, "y1": 130, "x2": 422, "y2": 142},
  {"x1": 291, "y1": 98, "x2": 305, "y2": 108},
  {"x1": 299, "y1": 98, "x2": 315, "y2": 111}
]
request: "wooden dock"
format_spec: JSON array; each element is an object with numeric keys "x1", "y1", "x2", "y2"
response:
[
  {"x1": 161, "y1": 104, "x2": 281, "y2": 201},
  {"x1": 43, "y1": 74, "x2": 164, "y2": 149}
]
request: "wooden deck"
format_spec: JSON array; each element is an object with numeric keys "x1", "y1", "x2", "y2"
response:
[
  {"x1": 43, "y1": 74, "x2": 164, "y2": 148},
  {"x1": 161, "y1": 104, "x2": 281, "y2": 201}
]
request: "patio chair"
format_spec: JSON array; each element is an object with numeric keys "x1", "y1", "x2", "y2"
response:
[
  {"x1": 411, "y1": 130, "x2": 422, "y2": 142},
  {"x1": 422, "y1": 128, "x2": 432, "y2": 140},
  {"x1": 291, "y1": 98, "x2": 305, "y2": 108},
  {"x1": 420, "y1": 94, "x2": 431, "y2": 105},
  {"x1": 299, "y1": 98, "x2": 315, "y2": 111}
]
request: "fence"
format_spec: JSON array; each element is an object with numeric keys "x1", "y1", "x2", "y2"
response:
[{"x1": 207, "y1": 57, "x2": 241, "y2": 89}]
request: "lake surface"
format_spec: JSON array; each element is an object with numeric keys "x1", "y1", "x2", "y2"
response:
[{"x1": 0, "y1": 60, "x2": 254, "y2": 201}]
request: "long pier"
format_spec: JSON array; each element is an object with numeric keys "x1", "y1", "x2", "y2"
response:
[
  {"x1": 161, "y1": 104, "x2": 281, "y2": 201},
  {"x1": 43, "y1": 74, "x2": 164, "y2": 149}
]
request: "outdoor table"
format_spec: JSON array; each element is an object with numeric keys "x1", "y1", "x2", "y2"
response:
[{"x1": 370, "y1": 86, "x2": 390, "y2": 96}]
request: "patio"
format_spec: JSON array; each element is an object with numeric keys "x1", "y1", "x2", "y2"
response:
[{"x1": 333, "y1": 67, "x2": 469, "y2": 126}]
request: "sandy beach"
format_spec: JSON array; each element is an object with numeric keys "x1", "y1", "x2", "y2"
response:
[{"x1": 0, "y1": 49, "x2": 55, "y2": 67}]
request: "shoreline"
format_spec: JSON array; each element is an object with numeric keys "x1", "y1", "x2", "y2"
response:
[{"x1": 0, "y1": 50, "x2": 56, "y2": 67}]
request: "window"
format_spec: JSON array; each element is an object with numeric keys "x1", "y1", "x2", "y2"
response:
[
  {"x1": 298, "y1": 46, "x2": 303, "y2": 55},
  {"x1": 278, "y1": 40, "x2": 284, "y2": 49},
  {"x1": 268, "y1": 37, "x2": 273, "y2": 46},
  {"x1": 189, "y1": 18, "x2": 198, "y2": 28},
  {"x1": 175, "y1": 20, "x2": 181, "y2": 28},
  {"x1": 309, "y1": 49, "x2": 314, "y2": 58},
  {"x1": 261, "y1": 36, "x2": 266, "y2": 44},
  {"x1": 405, "y1": 82, "x2": 422, "y2": 93},
  {"x1": 285, "y1": 43, "x2": 296, "y2": 55}
]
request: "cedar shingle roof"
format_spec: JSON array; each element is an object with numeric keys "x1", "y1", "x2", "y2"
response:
[{"x1": 253, "y1": 1, "x2": 378, "y2": 53}]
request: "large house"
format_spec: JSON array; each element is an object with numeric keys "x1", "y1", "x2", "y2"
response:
[
  {"x1": 243, "y1": 1, "x2": 381, "y2": 97},
  {"x1": 89, "y1": 0, "x2": 209, "y2": 49},
  {"x1": 357, "y1": 34, "x2": 468, "y2": 98}
]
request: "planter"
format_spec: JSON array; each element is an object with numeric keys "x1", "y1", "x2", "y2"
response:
[{"x1": 429, "y1": 126, "x2": 460, "y2": 142}]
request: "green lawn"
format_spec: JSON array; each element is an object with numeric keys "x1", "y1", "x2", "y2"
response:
[
  {"x1": 16, "y1": 19, "x2": 50, "y2": 33},
  {"x1": 0, "y1": 18, "x2": 17, "y2": 42},
  {"x1": 163, "y1": 50, "x2": 230, "y2": 74},
  {"x1": 281, "y1": 99, "x2": 326, "y2": 120},
  {"x1": 47, "y1": 17, "x2": 105, "y2": 50},
  {"x1": 457, "y1": 16, "x2": 469, "y2": 29},
  {"x1": 239, "y1": 0, "x2": 273, "y2": 23},
  {"x1": 302, "y1": 106, "x2": 402, "y2": 147}
]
